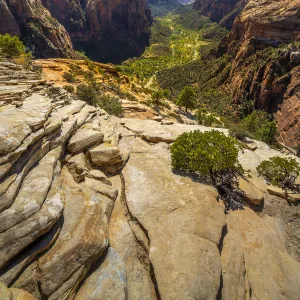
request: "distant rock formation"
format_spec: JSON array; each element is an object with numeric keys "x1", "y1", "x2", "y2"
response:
[
  {"x1": 0, "y1": 0, "x2": 151, "y2": 63},
  {"x1": 223, "y1": 0, "x2": 300, "y2": 147},
  {"x1": 193, "y1": 0, "x2": 248, "y2": 28},
  {"x1": 0, "y1": 0, "x2": 75, "y2": 58}
]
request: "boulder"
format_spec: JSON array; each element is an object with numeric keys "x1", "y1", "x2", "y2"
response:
[
  {"x1": 267, "y1": 185, "x2": 300, "y2": 203},
  {"x1": 89, "y1": 143, "x2": 123, "y2": 166},
  {"x1": 67, "y1": 129, "x2": 104, "y2": 153},
  {"x1": 239, "y1": 178, "x2": 264, "y2": 205},
  {"x1": 85, "y1": 177, "x2": 118, "y2": 200},
  {"x1": 37, "y1": 168, "x2": 109, "y2": 299},
  {"x1": 121, "y1": 135, "x2": 225, "y2": 299},
  {"x1": 66, "y1": 153, "x2": 86, "y2": 182},
  {"x1": 87, "y1": 169, "x2": 112, "y2": 186}
]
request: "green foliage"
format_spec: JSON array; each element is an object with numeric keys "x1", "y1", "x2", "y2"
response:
[
  {"x1": 63, "y1": 85, "x2": 74, "y2": 93},
  {"x1": 76, "y1": 82, "x2": 100, "y2": 105},
  {"x1": 229, "y1": 125, "x2": 249, "y2": 141},
  {"x1": 257, "y1": 157, "x2": 300, "y2": 192},
  {"x1": 151, "y1": 89, "x2": 170, "y2": 107},
  {"x1": 171, "y1": 130, "x2": 242, "y2": 181},
  {"x1": 196, "y1": 108, "x2": 222, "y2": 127},
  {"x1": 0, "y1": 34, "x2": 25, "y2": 59},
  {"x1": 256, "y1": 120, "x2": 277, "y2": 145},
  {"x1": 96, "y1": 95, "x2": 123, "y2": 117},
  {"x1": 177, "y1": 86, "x2": 196, "y2": 112},
  {"x1": 171, "y1": 130, "x2": 245, "y2": 209},
  {"x1": 63, "y1": 72, "x2": 77, "y2": 83}
]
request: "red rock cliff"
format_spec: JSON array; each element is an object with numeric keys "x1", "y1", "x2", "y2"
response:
[
  {"x1": 0, "y1": 0, "x2": 75, "y2": 58},
  {"x1": 224, "y1": 0, "x2": 300, "y2": 147},
  {"x1": 193, "y1": 0, "x2": 248, "y2": 28}
]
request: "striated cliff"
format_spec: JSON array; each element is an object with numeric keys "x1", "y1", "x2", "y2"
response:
[
  {"x1": 0, "y1": 0, "x2": 151, "y2": 63},
  {"x1": 0, "y1": 0, "x2": 75, "y2": 58},
  {"x1": 0, "y1": 59, "x2": 300, "y2": 299},
  {"x1": 193, "y1": 0, "x2": 248, "y2": 28},
  {"x1": 223, "y1": 0, "x2": 300, "y2": 147}
]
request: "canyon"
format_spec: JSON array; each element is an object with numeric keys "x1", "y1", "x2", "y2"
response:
[{"x1": 0, "y1": 0, "x2": 300, "y2": 299}]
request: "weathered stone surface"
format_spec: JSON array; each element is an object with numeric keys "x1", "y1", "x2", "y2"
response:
[
  {"x1": 66, "y1": 152, "x2": 86, "y2": 182},
  {"x1": 85, "y1": 177, "x2": 118, "y2": 200},
  {"x1": 122, "y1": 118, "x2": 228, "y2": 143},
  {"x1": 221, "y1": 208, "x2": 300, "y2": 300},
  {"x1": 87, "y1": 169, "x2": 112, "y2": 186},
  {"x1": 267, "y1": 185, "x2": 300, "y2": 203},
  {"x1": 75, "y1": 248, "x2": 127, "y2": 300},
  {"x1": 121, "y1": 135, "x2": 226, "y2": 299},
  {"x1": 67, "y1": 129, "x2": 104, "y2": 153},
  {"x1": 37, "y1": 167, "x2": 109, "y2": 299},
  {"x1": 0, "y1": 161, "x2": 63, "y2": 270},
  {"x1": 239, "y1": 177, "x2": 264, "y2": 205},
  {"x1": 89, "y1": 143, "x2": 123, "y2": 166}
]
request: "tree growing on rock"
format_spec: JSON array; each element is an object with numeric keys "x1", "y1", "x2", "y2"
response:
[
  {"x1": 151, "y1": 89, "x2": 170, "y2": 106},
  {"x1": 177, "y1": 86, "x2": 196, "y2": 113},
  {"x1": 171, "y1": 130, "x2": 244, "y2": 210},
  {"x1": 257, "y1": 156, "x2": 300, "y2": 203},
  {"x1": 0, "y1": 34, "x2": 25, "y2": 59}
]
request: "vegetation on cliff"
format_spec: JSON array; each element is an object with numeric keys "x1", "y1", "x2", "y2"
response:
[{"x1": 171, "y1": 130, "x2": 245, "y2": 209}]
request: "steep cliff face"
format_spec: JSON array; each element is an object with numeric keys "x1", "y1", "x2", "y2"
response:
[
  {"x1": 224, "y1": 0, "x2": 300, "y2": 147},
  {"x1": 0, "y1": 0, "x2": 75, "y2": 58},
  {"x1": 193, "y1": 0, "x2": 248, "y2": 28},
  {"x1": 0, "y1": 0, "x2": 151, "y2": 63},
  {"x1": 41, "y1": 0, "x2": 152, "y2": 63}
]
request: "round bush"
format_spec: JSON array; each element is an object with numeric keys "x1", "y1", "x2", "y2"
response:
[{"x1": 171, "y1": 130, "x2": 242, "y2": 183}]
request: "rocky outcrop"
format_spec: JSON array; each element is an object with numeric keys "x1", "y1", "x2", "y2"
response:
[
  {"x1": 193, "y1": 0, "x2": 248, "y2": 28},
  {"x1": 218, "y1": 0, "x2": 300, "y2": 147},
  {"x1": 0, "y1": 61, "x2": 300, "y2": 299},
  {"x1": 0, "y1": 0, "x2": 75, "y2": 59}
]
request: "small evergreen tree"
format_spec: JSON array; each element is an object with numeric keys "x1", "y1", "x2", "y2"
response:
[
  {"x1": 257, "y1": 157, "x2": 300, "y2": 204},
  {"x1": 0, "y1": 34, "x2": 25, "y2": 59},
  {"x1": 177, "y1": 86, "x2": 196, "y2": 112},
  {"x1": 151, "y1": 89, "x2": 164, "y2": 106},
  {"x1": 171, "y1": 130, "x2": 244, "y2": 209}
]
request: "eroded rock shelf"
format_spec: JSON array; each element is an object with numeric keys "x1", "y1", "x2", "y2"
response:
[{"x1": 0, "y1": 61, "x2": 300, "y2": 299}]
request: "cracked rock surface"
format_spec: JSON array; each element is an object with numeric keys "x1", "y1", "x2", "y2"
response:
[{"x1": 0, "y1": 61, "x2": 300, "y2": 299}]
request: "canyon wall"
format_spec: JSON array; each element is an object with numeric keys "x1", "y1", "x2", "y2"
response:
[
  {"x1": 0, "y1": 0, "x2": 151, "y2": 63},
  {"x1": 224, "y1": 0, "x2": 300, "y2": 147},
  {"x1": 0, "y1": 0, "x2": 75, "y2": 58},
  {"x1": 193, "y1": 0, "x2": 248, "y2": 28}
]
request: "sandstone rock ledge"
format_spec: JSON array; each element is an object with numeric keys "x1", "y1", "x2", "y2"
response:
[{"x1": 0, "y1": 62, "x2": 300, "y2": 300}]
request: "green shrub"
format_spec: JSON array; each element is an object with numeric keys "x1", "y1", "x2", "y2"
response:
[
  {"x1": 171, "y1": 130, "x2": 244, "y2": 209},
  {"x1": 96, "y1": 95, "x2": 123, "y2": 117},
  {"x1": 229, "y1": 124, "x2": 249, "y2": 141},
  {"x1": 177, "y1": 86, "x2": 196, "y2": 112},
  {"x1": 257, "y1": 157, "x2": 300, "y2": 198},
  {"x1": 63, "y1": 85, "x2": 74, "y2": 93},
  {"x1": 256, "y1": 120, "x2": 277, "y2": 145},
  {"x1": 76, "y1": 82, "x2": 100, "y2": 105},
  {"x1": 63, "y1": 72, "x2": 76, "y2": 83},
  {"x1": 196, "y1": 109, "x2": 222, "y2": 127},
  {"x1": 0, "y1": 34, "x2": 25, "y2": 59}
]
